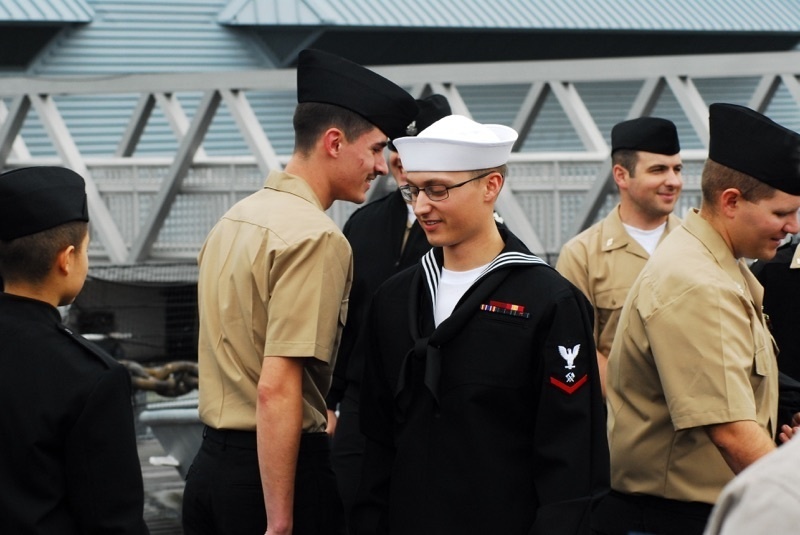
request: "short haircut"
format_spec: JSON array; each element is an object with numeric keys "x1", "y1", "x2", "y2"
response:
[
  {"x1": 474, "y1": 164, "x2": 508, "y2": 179},
  {"x1": 612, "y1": 149, "x2": 639, "y2": 176},
  {"x1": 293, "y1": 102, "x2": 378, "y2": 155},
  {"x1": 0, "y1": 221, "x2": 88, "y2": 285},
  {"x1": 471, "y1": 164, "x2": 508, "y2": 195},
  {"x1": 701, "y1": 158, "x2": 776, "y2": 208}
]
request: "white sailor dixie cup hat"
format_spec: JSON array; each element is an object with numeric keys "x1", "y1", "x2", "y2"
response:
[{"x1": 393, "y1": 115, "x2": 518, "y2": 172}]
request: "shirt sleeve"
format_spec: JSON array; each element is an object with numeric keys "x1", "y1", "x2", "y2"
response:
[
  {"x1": 642, "y1": 280, "x2": 763, "y2": 430},
  {"x1": 556, "y1": 241, "x2": 602, "y2": 351},
  {"x1": 556, "y1": 241, "x2": 591, "y2": 300},
  {"x1": 531, "y1": 284, "x2": 610, "y2": 534},
  {"x1": 327, "y1": 218, "x2": 361, "y2": 409},
  {"x1": 265, "y1": 230, "x2": 352, "y2": 362}
]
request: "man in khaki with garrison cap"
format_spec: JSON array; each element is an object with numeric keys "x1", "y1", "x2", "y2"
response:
[
  {"x1": 595, "y1": 103, "x2": 800, "y2": 535},
  {"x1": 557, "y1": 117, "x2": 682, "y2": 395},
  {"x1": 182, "y1": 49, "x2": 417, "y2": 535}
]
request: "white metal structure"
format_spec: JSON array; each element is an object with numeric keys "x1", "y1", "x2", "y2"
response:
[{"x1": 2, "y1": 50, "x2": 800, "y2": 264}]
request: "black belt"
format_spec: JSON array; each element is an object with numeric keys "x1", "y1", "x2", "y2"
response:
[
  {"x1": 203, "y1": 426, "x2": 330, "y2": 452},
  {"x1": 609, "y1": 489, "x2": 713, "y2": 517}
]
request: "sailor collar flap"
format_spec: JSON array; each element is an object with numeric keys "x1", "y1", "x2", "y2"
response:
[
  {"x1": 393, "y1": 231, "x2": 547, "y2": 413},
  {"x1": 419, "y1": 234, "x2": 547, "y2": 308}
]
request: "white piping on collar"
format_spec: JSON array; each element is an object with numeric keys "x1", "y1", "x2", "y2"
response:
[{"x1": 420, "y1": 249, "x2": 547, "y2": 306}]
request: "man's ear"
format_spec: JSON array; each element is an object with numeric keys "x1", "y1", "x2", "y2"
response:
[
  {"x1": 612, "y1": 164, "x2": 629, "y2": 189},
  {"x1": 719, "y1": 188, "x2": 743, "y2": 218},
  {"x1": 55, "y1": 245, "x2": 76, "y2": 276},
  {"x1": 322, "y1": 128, "x2": 345, "y2": 157},
  {"x1": 485, "y1": 172, "x2": 504, "y2": 200}
]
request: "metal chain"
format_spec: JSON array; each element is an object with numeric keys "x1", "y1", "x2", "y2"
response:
[{"x1": 120, "y1": 359, "x2": 198, "y2": 397}]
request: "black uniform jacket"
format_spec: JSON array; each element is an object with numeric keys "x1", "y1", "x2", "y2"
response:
[
  {"x1": 0, "y1": 293, "x2": 148, "y2": 534},
  {"x1": 751, "y1": 239, "x2": 800, "y2": 432},
  {"x1": 752, "y1": 239, "x2": 800, "y2": 380},
  {"x1": 352, "y1": 230, "x2": 609, "y2": 535},
  {"x1": 327, "y1": 189, "x2": 430, "y2": 408}
]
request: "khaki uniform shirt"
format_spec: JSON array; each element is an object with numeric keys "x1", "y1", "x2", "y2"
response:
[
  {"x1": 197, "y1": 170, "x2": 352, "y2": 433},
  {"x1": 556, "y1": 206, "x2": 681, "y2": 356},
  {"x1": 607, "y1": 209, "x2": 778, "y2": 505}
]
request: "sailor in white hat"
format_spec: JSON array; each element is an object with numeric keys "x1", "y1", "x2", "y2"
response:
[
  {"x1": 353, "y1": 115, "x2": 609, "y2": 534},
  {"x1": 393, "y1": 115, "x2": 516, "y2": 282}
]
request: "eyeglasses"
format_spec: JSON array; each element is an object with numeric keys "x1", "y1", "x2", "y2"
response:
[{"x1": 399, "y1": 170, "x2": 493, "y2": 202}]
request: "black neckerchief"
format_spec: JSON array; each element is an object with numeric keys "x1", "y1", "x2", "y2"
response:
[{"x1": 394, "y1": 229, "x2": 547, "y2": 416}]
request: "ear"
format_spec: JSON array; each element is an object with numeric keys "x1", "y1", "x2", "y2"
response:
[
  {"x1": 719, "y1": 188, "x2": 743, "y2": 218},
  {"x1": 55, "y1": 245, "x2": 76, "y2": 276},
  {"x1": 485, "y1": 172, "x2": 504, "y2": 201},
  {"x1": 322, "y1": 128, "x2": 345, "y2": 157},
  {"x1": 392, "y1": 154, "x2": 404, "y2": 174},
  {"x1": 612, "y1": 164, "x2": 629, "y2": 189}
]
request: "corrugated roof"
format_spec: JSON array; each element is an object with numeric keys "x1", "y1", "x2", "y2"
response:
[
  {"x1": 219, "y1": 0, "x2": 800, "y2": 32},
  {"x1": 0, "y1": 0, "x2": 94, "y2": 23},
  {"x1": 14, "y1": 0, "x2": 800, "y2": 159},
  {"x1": 21, "y1": 0, "x2": 272, "y2": 157},
  {"x1": 34, "y1": 0, "x2": 266, "y2": 74},
  {"x1": 218, "y1": 0, "x2": 324, "y2": 25}
]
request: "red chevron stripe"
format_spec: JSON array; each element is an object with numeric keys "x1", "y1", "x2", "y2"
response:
[{"x1": 550, "y1": 374, "x2": 588, "y2": 394}]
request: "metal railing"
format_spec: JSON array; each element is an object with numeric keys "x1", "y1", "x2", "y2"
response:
[{"x1": 2, "y1": 50, "x2": 799, "y2": 263}]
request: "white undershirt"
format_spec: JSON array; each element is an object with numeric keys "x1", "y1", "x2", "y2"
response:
[
  {"x1": 434, "y1": 263, "x2": 490, "y2": 326},
  {"x1": 622, "y1": 221, "x2": 667, "y2": 255}
]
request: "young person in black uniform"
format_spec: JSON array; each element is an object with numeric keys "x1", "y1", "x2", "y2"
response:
[
  {"x1": 0, "y1": 166, "x2": 148, "y2": 534},
  {"x1": 326, "y1": 94, "x2": 451, "y2": 523},
  {"x1": 351, "y1": 115, "x2": 609, "y2": 534},
  {"x1": 751, "y1": 237, "x2": 800, "y2": 381},
  {"x1": 751, "y1": 237, "x2": 800, "y2": 435}
]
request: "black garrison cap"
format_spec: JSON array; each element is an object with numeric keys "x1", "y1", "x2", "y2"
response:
[
  {"x1": 709, "y1": 103, "x2": 800, "y2": 195},
  {"x1": 297, "y1": 49, "x2": 418, "y2": 140},
  {"x1": 611, "y1": 117, "x2": 680, "y2": 155},
  {"x1": 389, "y1": 94, "x2": 452, "y2": 151},
  {"x1": 0, "y1": 166, "x2": 89, "y2": 241}
]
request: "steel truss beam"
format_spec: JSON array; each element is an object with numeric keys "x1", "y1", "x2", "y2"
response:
[{"x1": 1, "y1": 51, "x2": 800, "y2": 261}]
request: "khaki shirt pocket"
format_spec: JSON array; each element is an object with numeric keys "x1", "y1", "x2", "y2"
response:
[
  {"x1": 751, "y1": 309, "x2": 774, "y2": 378},
  {"x1": 594, "y1": 287, "x2": 629, "y2": 353},
  {"x1": 753, "y1": 337, "x2": 773, "y2": 378}
]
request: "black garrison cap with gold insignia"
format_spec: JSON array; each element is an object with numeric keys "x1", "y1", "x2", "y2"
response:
[
  {"x1": 0, "y1": 166, "x2": 89, "y2": 241},
  {"x1": 709, "y1": 103, "x2": 800, "y2": 195},
  {"x1": 296, "y1": 49, "x2": 418, "y2": 140},
  {"x1": 611, "y1": 116, "x2": 680, "y2": 155},
  {"x1": 389, "y1": 94, "x2": 452, "y2": 151}
]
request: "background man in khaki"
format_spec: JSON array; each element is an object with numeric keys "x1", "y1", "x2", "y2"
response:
[
  {"x1": 182, "y1": 49, "x2": 417, "y2": 535},
  {"x1": 557, "y1": 117, "x2": 682, "y2": 394},
  {"x1": 595, "y1": 103, "x2": 800, "y2": 535}
]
